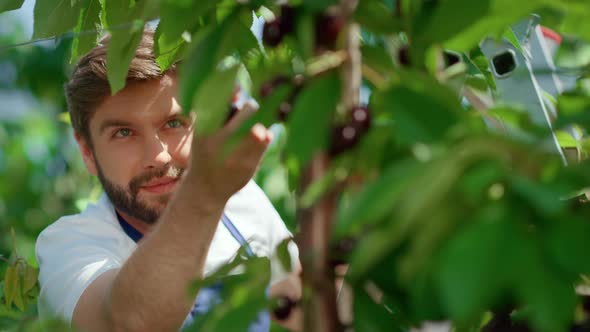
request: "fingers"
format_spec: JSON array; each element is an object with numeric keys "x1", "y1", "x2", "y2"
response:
[
  {"x1": 224, "y1": 100, "x2": 258, "y2": 132},
  {"x1": 232, "y1": 123, "x2": 272, "y2": 162},
  {"x1": 195, "y1": 98, "x2": 272, "y2": 169},
  {"x1": 220, "y1": 100, "x2": 273, "y2": 153},
  {"x1": 250, "y1": 123, "x2": 273, "y2": 145}
]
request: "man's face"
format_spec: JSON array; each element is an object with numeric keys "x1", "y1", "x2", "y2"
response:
[{"x1": 77, "y1": 74, "x2": 193, "y2": 225}]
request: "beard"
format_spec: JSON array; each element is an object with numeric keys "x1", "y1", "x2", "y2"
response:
[{"x1": 95, "y1": 161, "x2": 184, "y2": 225}]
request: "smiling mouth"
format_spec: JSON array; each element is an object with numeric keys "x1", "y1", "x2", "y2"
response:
[{"x1": 140, "y1": 177, "x2": 179, "y2": 194}]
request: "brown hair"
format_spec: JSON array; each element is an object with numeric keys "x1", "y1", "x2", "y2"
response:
[{"x1": 65, "y1": 29, "x2": 177, "y2": 144}]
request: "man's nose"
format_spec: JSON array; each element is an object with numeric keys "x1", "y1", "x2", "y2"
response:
[{"x1": 142, "y1": 134, "x2": 172, "y2": 168}]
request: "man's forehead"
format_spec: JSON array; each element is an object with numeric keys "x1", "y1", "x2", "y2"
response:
[{"x1": 89, "y1": 76, "x2": 184, "y2": 130}]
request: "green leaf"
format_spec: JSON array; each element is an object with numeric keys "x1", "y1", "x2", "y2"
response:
[
  {"x1": 155, "y1": 0, "x2": 221, "y2": 71},
  {"x1": 409, "y1": 270, "x2": 446, "y2": 321},
  {"x1": 21, "y1": 266, "x2": 38, "y2": 294},
  {"x1": 334, "y1": 158, "x2": 423, "y2": 239},
  {"x1": 0, "y1": 0, "x2": 24, "y2": 13},
  {"x1": 353, "y1": 285, "x2": 400, "y2": 332},
  {"x1": 436, "y1": 208, "x2": 514, "y2": 322},
  {"x1": 285, "y1": 73, "x2": 341, "y2": 165},
  {"x1": 294, "y1": 11, "x2": 315, "y2": 61},
  {"x1": 355, "y1": 0, "x2": 401, "y2": 35},
  {"x1": 302, "y1": 0, "x2": 338, "y2": 13},
  {"x1": 361, "y1": 44, "x2": 396, "y2": 79},
  {"x1": 179, "y1": 7, "x2": 249, "y2": 113},
  {"x1": 554, "y1": 92, "x2": 590, "y2": 130},
  {"x1": 509, "y1": 175, "x2": 565, "y2": 215},
  {"x1": 443, "y1": 0, "x2": 546, "y2": 52},
  {"x1": 513, "y1": 237, "x2": 577, "y2": 332},
  {"x1": 275, "y1": 238, "x2": 293, "y2": 273},
  {"x1": 71, "y1": 0, "x2": 102, "y2": 61},
  {"x1": 3, "y1": 265, "x2": 24, "y2": 311},
  {"x1": 58, "y1": 112, "x2": 72, "y2": 124},
  {"x1": 300, "y1": 165, "x2": 348, "y2": 208},
  {"x1": 10, "y1": 228, "x2": 16, "y2": 254},
  {"x1": 102, "y1": 0, "x2": 160, "y2": 93},
  {"x1": 187, "y1": 257, "x2": 271, "y2": 332},
  {"x1": 245, "y1": 85, "x2": 293, "y2": 135},
  {"x1": 189, "y1": 248, "x2": 249, "y2": 292},
  {"x1": 4, "y1": 266, "x2": 17, "y2": 310},
  {"x1": 374, "y1": 72, "x2": 461, "y2": 145},
  {"x1": 502, "y1": 27, "x2": 523, "y2": 53},
  {"x1": 555, "y1": 130, "x2": 579, "y2": 149},
  {"x1": 544, "y1": 217, "x2": 590, "y2": 277},
  {"x1": 416, "y1": 0, "x2": 492, "y2": 45},
  {"x1": 103, "y1": 0, "x2": 147, "y2": 94},
  {"x1": 467, "y1": 48, "x2": 496, "y2": 91},
  {"x1": 106, "y1": 21, "x2": 144, "y2": 94},
  {"x1": 551, "y1": 2, "x2": 590, "y2": 43},
  {"x1": 193, "y1": 65, "x2": 239, "y2": 136},
  {"x1": 33, "y1": 0, "x2": 81, "y2": 39}
]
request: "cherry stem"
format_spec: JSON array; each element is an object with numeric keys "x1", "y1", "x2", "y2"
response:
[
  {"x1": 335, "y1": 1, "x2": 361, "y2": 325},
  {"x1": 0, "y1": 256, "x2": 13, "y2": 265}
]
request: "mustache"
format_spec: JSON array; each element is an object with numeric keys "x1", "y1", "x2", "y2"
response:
[{"x1": 129, "y1": 165, "x2": 184, "y2": 195}]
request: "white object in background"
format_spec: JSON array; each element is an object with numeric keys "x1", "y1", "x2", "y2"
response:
[{"x1": 480, "y1": 16, "x2": 568, "y2": 165}]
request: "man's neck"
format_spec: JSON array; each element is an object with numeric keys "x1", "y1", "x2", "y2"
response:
[{"x1": 116, "y1": 210, "x2": 152, "y2": 235}]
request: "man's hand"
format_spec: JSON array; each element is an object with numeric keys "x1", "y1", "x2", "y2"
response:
[{"x1": 187, "y1": 101, "x2": 273, "y2": 205}]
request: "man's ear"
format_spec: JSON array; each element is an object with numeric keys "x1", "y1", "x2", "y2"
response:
[{"x1": 74, "y1": 132, "x2": 98, "y2": 176}]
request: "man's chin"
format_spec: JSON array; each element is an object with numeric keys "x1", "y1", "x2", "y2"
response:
[{"x1": 138, "y1": 193, "x2": 171, "y2": 212}]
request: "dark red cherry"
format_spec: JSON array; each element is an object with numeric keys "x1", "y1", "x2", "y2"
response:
[
  {"x1": 329, "y1": 125, "x2": 359, "y2": 156},
  {"x1": 350, "y1": 106, "x2": 371, "y2": 133},
  {"x1": 582, "y1": 295, "x2": 590, "y2": 314},
  {"x1": 398, "y1": 46, "x2": 410, "y2": 66},
  {"x1": 280, "y1": 5, "x2": 296, "y2": 35},
  {"x1": 278, "y1": 102, "x2": 292, "y2": 122},
  {"x1": 315, "y1": 14, "x2": 344, "y2": 50},
  {"x1": 273, "y1": 296, "x2": 296, "y2": 321},
  {"x1": 330, "y1": 237, "x2": 356, "y2": 266},
  {"x1": 263, "y1": 19, "x2": 284, "y2": 47},
  {"x1": 260, "y1": 76, "x2": 290, "y2": 98}
]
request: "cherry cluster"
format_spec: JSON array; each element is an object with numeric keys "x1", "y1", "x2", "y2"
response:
[
  {"x1": 227, "y1": 6, "x2": 370, "y2": 156},
  {"x1": 329, "y1": 106, "x2": 371, "y2": 156},
  {"x1": 259, "y1": 75, "x2": 302, "y2": 122},
  {"x1": 259, "y1": 74, "x2": 372, "y2": 156},
  {"x1": 329, "y1": 237, "x2": 356, "y2": 266},
  {"x1": 227, "y1": 74, "x2": 372, "y2": 156},
  {"x1": 262, "y1": 5, "x2": 344, "y2": 51}
]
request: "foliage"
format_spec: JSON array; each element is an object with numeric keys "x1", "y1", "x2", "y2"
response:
[{"x1": 2, "y1": 0, "x2": 590, "y2": 331}]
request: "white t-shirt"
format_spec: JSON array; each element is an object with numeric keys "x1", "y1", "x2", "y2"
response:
[{"x1": 35, "y1": 180, "x2": 299, "y2": 324}]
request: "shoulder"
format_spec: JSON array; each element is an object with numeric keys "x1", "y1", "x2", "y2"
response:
[
  {"x1": 227, "y1": 180, "x2": 283, "y2": 222},
  {"x1": 35, "y1": 194, "x2": 132, "y2": 323},
  {"x1": 36, "y1": 194, "x2": 129, "y2": 253}
]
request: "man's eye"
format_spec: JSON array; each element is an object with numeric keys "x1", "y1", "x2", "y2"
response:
[
  {"x1": 114, "y1": 128, "x2": 132, "y2": 137},
  {"x1": 166, "y1": 119, "x2": 182, "y2": 128}
]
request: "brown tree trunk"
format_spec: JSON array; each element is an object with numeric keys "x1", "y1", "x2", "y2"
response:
[
  {"x1": 298, "y1": 1, "x2": 360, "y2": 331},
  {"x1": 299, "y1": 153, "x2": 341, "y2": 332}
]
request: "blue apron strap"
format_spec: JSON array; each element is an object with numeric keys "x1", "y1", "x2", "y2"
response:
[
  {"x1": 221, "y1": 213, "x2": 255, "y2": 257},
  {"x1": 117, "y1": 211, "x2": 254, "y2": 258}
]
